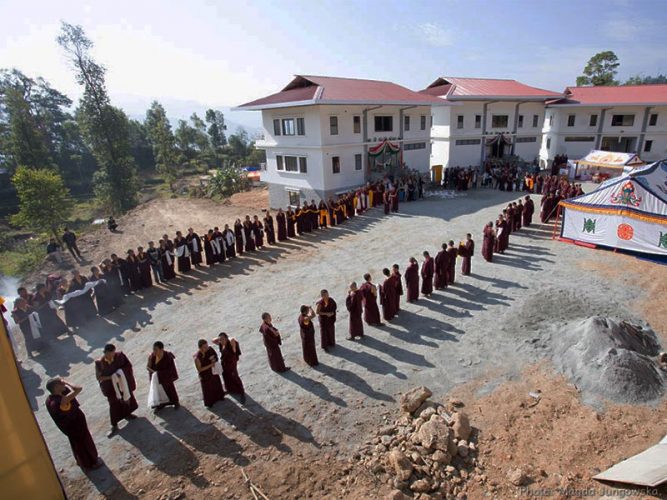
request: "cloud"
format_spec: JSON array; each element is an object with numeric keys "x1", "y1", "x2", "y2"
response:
[
  {"x1": 417, "y1": 22, "x2": 454, "y2": 47},
  {"x1": 602, "y1": 15, "x2": 656, "y2": 42}
]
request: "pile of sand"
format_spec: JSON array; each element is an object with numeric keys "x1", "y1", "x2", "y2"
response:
[{"x1": 552, "y1": 317, "x2": 664, "y2": 403}]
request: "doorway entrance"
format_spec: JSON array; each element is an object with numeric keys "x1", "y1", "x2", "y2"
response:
[{"x1": 601, "y1": 136, "x2": 637, "y2": 153}]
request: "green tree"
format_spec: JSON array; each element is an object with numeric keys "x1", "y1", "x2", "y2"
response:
[
  {"x1": 10, "y1": 166, "x2": 73, "y2": 240},
  {"x1": 207, "y1": 162, "x2": 249, "y2": 198},
  {"x1": 625, "y1": 74, "x2": 667, "y2": 85},
  {"x1": 576, "y1": 51, "x2": 620, "y2": 86},
  {"x1": 57, "y1": 22, "x2": 139, "y2": 213},
  {"x1": 127, "y1": 119, "x2": 154, "y2": 171},
  {"x1": 205, "y1": 109, "x2": 227, "y2": 150},
  {"x1": 175, "y1": 113, "x2": 212, "y2": 170},
  {"x1": 145, "y1": 101, "x2": 180, "y2": 189}
]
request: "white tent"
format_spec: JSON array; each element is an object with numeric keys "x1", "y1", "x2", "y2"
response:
[
  {"x1": 559, "y1": 159, "x2": 667, "y2": 255},
  {"x1": 575, "y1": 150, "x2": 645, "y2": 181}
]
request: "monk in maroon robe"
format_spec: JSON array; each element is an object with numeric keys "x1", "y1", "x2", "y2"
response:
[
  {"x1": 95, "y1": 344, "x2": 138, "y2": 436},
  {"x1": 194, "y1": 339, "x2": 226, "y2": 407},
  {"x1": 260, "y1": 313, "x2": 289, "y2": 372},
  {"x1": 446, "y1": 241, "x2": 458, "y2": 284},
  {"x1": 482, "y1": 222, "x2": 495, "y2": 262},
  {"x1": 186, "y1": 228, "x2": 203, "y2": 267},
  {"x1": 234, "y1": 219, "x2": 245, "y2": 255},
  {"x1": 46, "y1": 378, "x2": 101, "y2": 470},
  {"x1": 392, "y1": 264, "x2": 403, "y2": 312},
  {"x1": 523, "y1": 196, "x2": 535, "y2": 226},
  {"x1": 421, "y1": 251, "x2": 434, "y2": 296},
  {"x1": 461, "y1": 234, "x2": 474, "y2": 275},
  {"x1": 213, "y1": 333, "x2": 245, "y2": 403},
  {"x1": 147, "y1": 341, "x2": 179, "y2": 410},
  {"x1": 515, "y1": 201, "x2": 524, "y2": 230},
  {"x1": 298, "y1": 306, "x2": 319, "y2": 367},
  {"x1": 404, "y1": 257, "x2": 420, "y2": 302},
  {"x1": 346, "y1": 282, "x2": 364, "y2": 339},
  {"x1": 276, "y1": 209, "x2": 288, "y2": 241},
  {"x1": 380, "y1": 268, "x2": 397, "y2": 321},
  {"x1": 316, "y1": 289, "x2": 337, "y2": 351},
  {"x1": 390, "y1": 188, "x2": 399, "y2": 212},
  {"x1": 495, "y1": 215, "x2": 509, "y2": 253},
  {"x1": 264, "y1": 212, "x2": 276, "y2": 244},
  {"x1": 252, "y1": 215, "x2": 264, "y2": 248},
  {"x1": 383, "y1": 190, "x2": 391, "y2": 215},
  {"x1": 434, "y1": 244, "x2": 449, "y2": 290},
  {"x1": 359, "y1": 274, "x2": 382, "y2": 326}
]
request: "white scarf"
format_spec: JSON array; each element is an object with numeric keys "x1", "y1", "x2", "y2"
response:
[
  {"x1": 211, "y1": 360, "x2": 223, "y2": 376},
  {"x1": 111, "y1": 368, "x2": 132, "y2": 401},
  {"x1": 28, "y1": 311, "x2": 42, "y2": 339},
  {"x1": 211, "y1": 239, "x2": 221, "y2": 255},
  {"x1": 55, "y1": 279, "x2": 106, "y2": 305},
  {"x1": 116, "y1": 265, "x2": 124, "y2": 286},
  {"x1": 163, "y1": 249, "x2": 174, "y2": 266},
  {"x1": 147, "y1": 371, "x2": 169, "y2": 408},
  {"x1": 190, "y1": 236, "x2": 200, "y2": 253},
  {"x1": 224, "y1": 231, "x2": 235, "y2": 247},
  {"x1": 174, "y1": 244, "x2": 190, "y2": 258}
]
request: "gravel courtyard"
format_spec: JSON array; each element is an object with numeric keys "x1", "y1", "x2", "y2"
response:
[{"x1": 20, "y1": 187, "x2": 660, "y2": 498}]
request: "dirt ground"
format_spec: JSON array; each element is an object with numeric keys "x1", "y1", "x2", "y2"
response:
[{"x1": 14, "y1": 185, "x2": 667, "y2": 499}]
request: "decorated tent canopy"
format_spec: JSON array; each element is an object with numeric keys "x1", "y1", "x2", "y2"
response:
[
  {"x1": 368, "y1": 140, "x2": 401, "y2": 157},
  {"x1": 576, "y1": 150, "x2": 645, "y2": 170},
  {"x1": 559, "y1": 159, "x2": 667, "y2": 255}
]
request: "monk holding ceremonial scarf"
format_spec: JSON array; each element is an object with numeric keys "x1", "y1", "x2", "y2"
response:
[
  {"x1": 316, "y1": 289, "x2": 337, "y2": 351},
  {"x1": 447, "y1": 241, "x2": 458, "y2": 285},
  {"x1": 380, "y1": 268, "x2": 397, "y2": 321},
  {"x1": 95, "y1": 344, "x2": 138, "y2": 437},
  {"x1": 421, "y1": 251, "x2": 434, "y2": 297},
  {"x1": 359, "y1": 274, "x2": 382, "y2": 326},
  {"x1": 298, "y1": 305, "x2": 318, "y2": 367},
  {"x1": 194, "y1": 339, "x2": 225, "y2": 408},
  {"x1": 234, "y1": 219, "x2": 245, "y2": 255},
  {"x1": 404, "y1": 257, "x2": 420, "y2": 302},
  {"x1": 434, "y1": 244, "x2": 449, "y2": 290},
  {"x1": 174, "y1": 231, "x2": 191, "y2": 273},
  {"x1": 46, "y1": 378, "x2": 101, "y2": 470},
  {"x1": 346, "y1": 282, "x2": 364, "y2": 340},
  {"x1": 461, "y1": 234, "x2": 474, "y2": 275},
  {"x1": 147, "y1": 341, "x2": 179, "y2": 410},
  {"x1": 243, "y1": 216, "x2": 256, "y2": 251},
  {"x1": 482, "y1": 222, "x2": 495, "y2": 262},
  {"x1": 318, "y1": 201, "x2": 329, "y2": 228},
  {"x1": 186, "y1": 228, "x2": 203, "y2": 267},
  {"x1": 392, "y1": 264, "x2": 403, "y2": 312},
  {"x1": 260, "y1": 313, "x2": 289, "y2": 372},
  {"x1": 213, "y1": 333, "x2": 246, "y2": 403},
  {"x1": 264, "y1": 212, "x2": 276, "y2": 245},
  {"x1": 523, "y1": 195, "x2": 534, "y2": 226},
  {"x1": 276, "y1": 209, "x2": 287, "y2": 241},
  {"x1": 286, "y1": 208, "x2": 296, "y2": 237}
]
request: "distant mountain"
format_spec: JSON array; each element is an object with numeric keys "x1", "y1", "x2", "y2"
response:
[{"x1": 113, "y1": 93, "x2": 263, "y2": 136}]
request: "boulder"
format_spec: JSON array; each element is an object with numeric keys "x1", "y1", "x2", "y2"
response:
[
  {"x1": 388, "y1": 449, "x2": 413, "y2": 481},
  {"x1": 416, "y1": 416, "x2": 451, "y2": 451},
  {"x1": 451, "y1": 412, "x2": 471, "y2": 441},
  {"x1": 507, "y1": 467, "x2": 530, "y2": 486},
  {"x1": 400, "y1": 386, "x2": 433, "y2": 414},
  {"x1": 432, "y1": 450, "x2": 451, "y2": 465}
]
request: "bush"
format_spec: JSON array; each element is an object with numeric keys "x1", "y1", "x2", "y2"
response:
[
  {"x1": 207, "y1": 166, "x2": 250, "y2": 198},
  {"x1": 0, "y1": 238, "x2": 45, "y2": 277}
]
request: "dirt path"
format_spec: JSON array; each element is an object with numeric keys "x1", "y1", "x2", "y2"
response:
[{"x1": 18, "y1": 187, "x2": 667, "y2": 499}]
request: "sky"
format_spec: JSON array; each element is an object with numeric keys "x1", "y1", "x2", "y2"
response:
[{"x1": 1, "y1": 0, "x2": 666, "y2": 129}]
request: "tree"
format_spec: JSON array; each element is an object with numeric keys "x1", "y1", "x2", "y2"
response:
[
  {"x1": 576, "y1": 51, "x2": 620, "y2": 86},
  {"x1": 10, "y1": 166, "x2": 73, "y2": 240},
  {"x1": 225, "y1": 127, "x2": 250, "y2": 163},
  {"x1": 175, "y1": 113, "x2": 211, "y2": 170},
  {"x1": 145, "y1": 101, "x2": 180, "y2": 189},
  {"x1": 57, "y1": 22, "x2": 139, "y2": 213},
  {"x1": 205, "y1": 109, "x2": 227, "y2": 151},
  {"x1": 207, "y1": 162, "x2": 249, "y2": 198},
  {"x1": 625, "y1": 74, "x2": 667, "y2": 85},
  {"x1": 127, "y1": 119, "x2": 154, "y2": 171}
]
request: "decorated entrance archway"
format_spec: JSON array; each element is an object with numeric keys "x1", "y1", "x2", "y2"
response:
[
  {"x1": 486, "y1": 134, "x2": 512, "y2": 158},
  {"x1": 368, "y1": 140, "x2": 402, "y2": 174}
]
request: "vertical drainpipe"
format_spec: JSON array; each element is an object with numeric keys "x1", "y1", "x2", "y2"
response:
[
  {"x1": 637, "y1": 106, "x2": 652, "y2": 154},
  {"x1": 510, "y1": 102, "x2": 523, "y2": 156},
  {"x1": 480, "y1": 101, "x2": 489, "y2": 166},
  {"x1": 362, "y1": 108, "x2": 368, "y2": 182},
  {"x1": 594, "y1": 108, "x2": 608, "y2": 149}
]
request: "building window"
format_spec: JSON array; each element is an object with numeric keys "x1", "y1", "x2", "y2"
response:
[
  {"x1": 644, "y1": 140, "x2": 653, "y2": 152},
  {"x1": 611, "y1": 114, "x2": 635, "y2": 126},
  {"x1": 354, "y1": 153, "x2": 362, "y2": 170},
  {"x1": 298, "y1": 157, "x2": 307, "y2": 173},
  {"x1": 276, "y1": 155, "x2": 284, "y2": 170},
  {"x1": 456, "y1": 115, "x2": 464, "y2": 129},
  {"x1": 649, "y1": 113, "x2": 658, "y2": 126},
  {"x1": 515, "y1": 137, "x2": 537, "y2": 143},
  {"x1": 549, "y1": 114, "x2": 553, "y2": 126},
  {"x1": 332, "y1": 156, "x2": 340, "y2": 174},
  {"x1": 532, "y1": 114, "x2": 539, "y2": 127},
  {"x1": 329, "y1": 116, "x2": 338, "y2": 135},
  {"x1": 475, "y1": 115, "x2": 481, "y2": 129},
  {"x1": 455, "y1": 139, "x2": 481, "y2": 146},
  {"x1": 491, "y1": 115, "x2": 509, "y2": 128},
  {"x1": 420, "y1": 115, "x2": 426, "y2": 130},
  {"x1": 282, "y1": 118, "x2": 295, "y2": 135},
  {"x1": 285, "y1": 156, "x2": 298, "y2": 172},
  {"x1": 404, "y1": 142, "x2": 427, "y2": 150},
  {"x1": 288, "y1": 190, "x2": 300, "y2": 206},
  {"x1": 567, "y1": 114, "x2": 576, "y2": 127},
  {"x1": 374, "y1": 115, "x2": 393, "y2": 132},
  {"x1": 353, "y1": 115, "x2": 361, "y2": 134},
  {"x1": 404, "y1": 115, "x2": 410, "y2": 131},
  {"x1": 296, "y1": 117, "x2": 305, "y2": 135},
  {"x1": 589, "y1": 114, "x2": 598, "y2": 127},
  {"x1": 564, "y1": 136, "x2": 595, "y2": 142},
  {"x1": 273, "y1": 119, "x2": 281, "y2": 136},
  {"x1": 518, "y1": 115, "x2": 524, "y2": 128},
  {"x1": 546, "y1": 138, "x2": 551, "y2": 149}
]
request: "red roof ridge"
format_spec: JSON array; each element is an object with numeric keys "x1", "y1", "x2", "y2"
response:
[
  {"x1": 566, "y1": 83, "x2": 667, "y2": 90},
  {"x1": 296, "y1": 74, "x2": 398, "y2": 84}
]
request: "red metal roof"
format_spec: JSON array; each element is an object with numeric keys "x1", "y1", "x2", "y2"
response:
[
  {"x1": 421, "y1": 77, "x2": 561, "y2": 100},
  {"x1": 549, "y1": 85, "x2": 667, "y2": 106},
  {"x1": 237, "y1": 75, "x2": 443, "y2": 109}
]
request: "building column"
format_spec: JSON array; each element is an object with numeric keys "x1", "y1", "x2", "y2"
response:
[
  {"x1": 510, "y1": 102, "x2": 523, "y2": 156},
  {"x1": 479, "y1": 102, "x2": 489, "y2": 166},
  {"x1": 594, "y1": 109, "x2": 608, "y2": 150},
  {"x1": 637, "y1": 106, "x2": 652, "y2": 154},
  {"x1": 362, "y1": 109, "x2": 369, "y2": 182}
]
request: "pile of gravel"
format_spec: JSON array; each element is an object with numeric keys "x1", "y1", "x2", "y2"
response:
[{"x1": 552, "y1": 317, "x2": 664, "y2": 403}]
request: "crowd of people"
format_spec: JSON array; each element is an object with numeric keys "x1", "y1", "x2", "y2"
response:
[{"x1": 13, "y1": 169, "x2": 575, "y2": 475}]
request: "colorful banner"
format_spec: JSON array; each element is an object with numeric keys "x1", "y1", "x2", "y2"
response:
[{"x1": 368, "y1": 140, "x2": 400, "y2": 157}]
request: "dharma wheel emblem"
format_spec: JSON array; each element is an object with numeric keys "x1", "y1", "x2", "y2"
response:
[{"x1": 617, "y1": 223, "x2": 634, "y2": 241}]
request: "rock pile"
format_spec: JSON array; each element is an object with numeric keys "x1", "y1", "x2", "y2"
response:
[{"x1": 354, "y1": 387, "x2": 483, "y2": 499}]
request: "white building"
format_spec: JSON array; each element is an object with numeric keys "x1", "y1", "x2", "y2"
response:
[
  {"x1": 540, "y1": 84, "x2": 667, "y2": 167},
  {"x1": 421, "y1": 77, "x2": 562, "y2": 170},
  {"x1": 236, "y1": 75, "x2": 443, "y2": 207}
]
